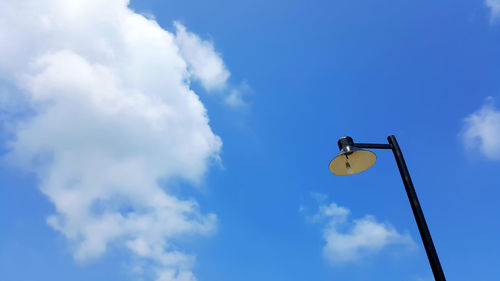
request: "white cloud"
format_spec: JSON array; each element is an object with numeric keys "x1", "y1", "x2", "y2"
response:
[
  {"x1": 462, "y1": 98, "x2": 500, "y2": 160},
  {"x1": 173, "y1": 22, "x2": 248, "y2": 108},
  {"x1": 225, "y1": 88, "x2": 246, "y2": 108},
  {"x1": 224, "y1": 81, "x2": 251, "y2": 108},
  {"x1": 307, "y1": 199, "x2": 413, "y2": 264},
  {"x1": 174, "y1": 22, "x2": 230, "y2": 91},
  {"x1": 0, "y1": 0, "x2": 233, "y2": 280},
  {"x1": 486, "y1": 0, "x2": 500, "y2": 22}
]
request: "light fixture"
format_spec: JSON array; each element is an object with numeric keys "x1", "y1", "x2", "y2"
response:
[
  {"x1": 328, "y1": 135, "x2": 446, "y2": 281},
  {"x1": 329, "y1": 136, "x2": 376, "y2": 175}
]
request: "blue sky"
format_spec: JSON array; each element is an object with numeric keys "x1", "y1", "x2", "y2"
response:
[{"x1": 1, "y1": 0, "x2": 500, "y2": 281}]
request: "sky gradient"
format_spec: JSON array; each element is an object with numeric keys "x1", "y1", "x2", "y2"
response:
[{"x1": 1, "y1": 1, "x2": 500, "y2": 281}]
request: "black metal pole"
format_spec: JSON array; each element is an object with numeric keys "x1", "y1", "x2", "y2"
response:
[{"x1": 387, "y1": 135, "x2": 446, "y2": 281}]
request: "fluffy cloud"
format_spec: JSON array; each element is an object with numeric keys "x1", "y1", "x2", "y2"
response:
[
  {"x1": 0, "y1": 0, "x2": 234, "y2": 280},
  {"x1": 305, "y1": 198, "x2": 413, "y2": 264},
  {"x1": 174, "y1": 22, "x2": 230, "y2": 91},
  {"x1": 173, "y1": 23, "x2": 247, "y2": 108},
  {"x1": 486, "y1": 0, "x2": 500, "y2": 22},
  {"x1": 462, "y1": 98, "x2": 500, "y2": 160}
]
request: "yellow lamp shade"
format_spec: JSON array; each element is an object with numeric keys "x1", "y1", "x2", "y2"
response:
[{"x1": 329, "y1": 149, "x2": 377, "y2": 176}]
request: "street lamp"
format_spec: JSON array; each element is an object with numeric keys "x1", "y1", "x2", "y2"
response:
[{"x1": 329, "y1": 135, "x2": 446, "y2": 281}]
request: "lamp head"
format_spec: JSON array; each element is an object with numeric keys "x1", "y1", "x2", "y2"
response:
[{"x1": 329, "y1": 136, "x2": 377, "y2": 176}]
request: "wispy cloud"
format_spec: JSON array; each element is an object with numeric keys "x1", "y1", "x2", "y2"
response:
[
  {"x1": 304, "y1": 194, "x2": 414, "y2": 264},
  {"x1": 174, "y1": 22, "x2": 230, "y2": 92},
  {"x1": 462, "y1": 97, "x2": 500, "y2": 160},
  {"x1": 224, "y1": 81, "x2": 251, "y2": 108},
  {"x1": 486, "y1": 0, "x2": 500, "y2": 22},
  {"x1": 174, "y1": 22, "x2": 248, "y2": 108},
  {"x1": 0, "y1": 0, "x2": 237, "y2": 280}
]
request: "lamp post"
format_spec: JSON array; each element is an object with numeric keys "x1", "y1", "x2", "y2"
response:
[{"x1": 329, "y1": 135, "x2": 446, "y2": 281}]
